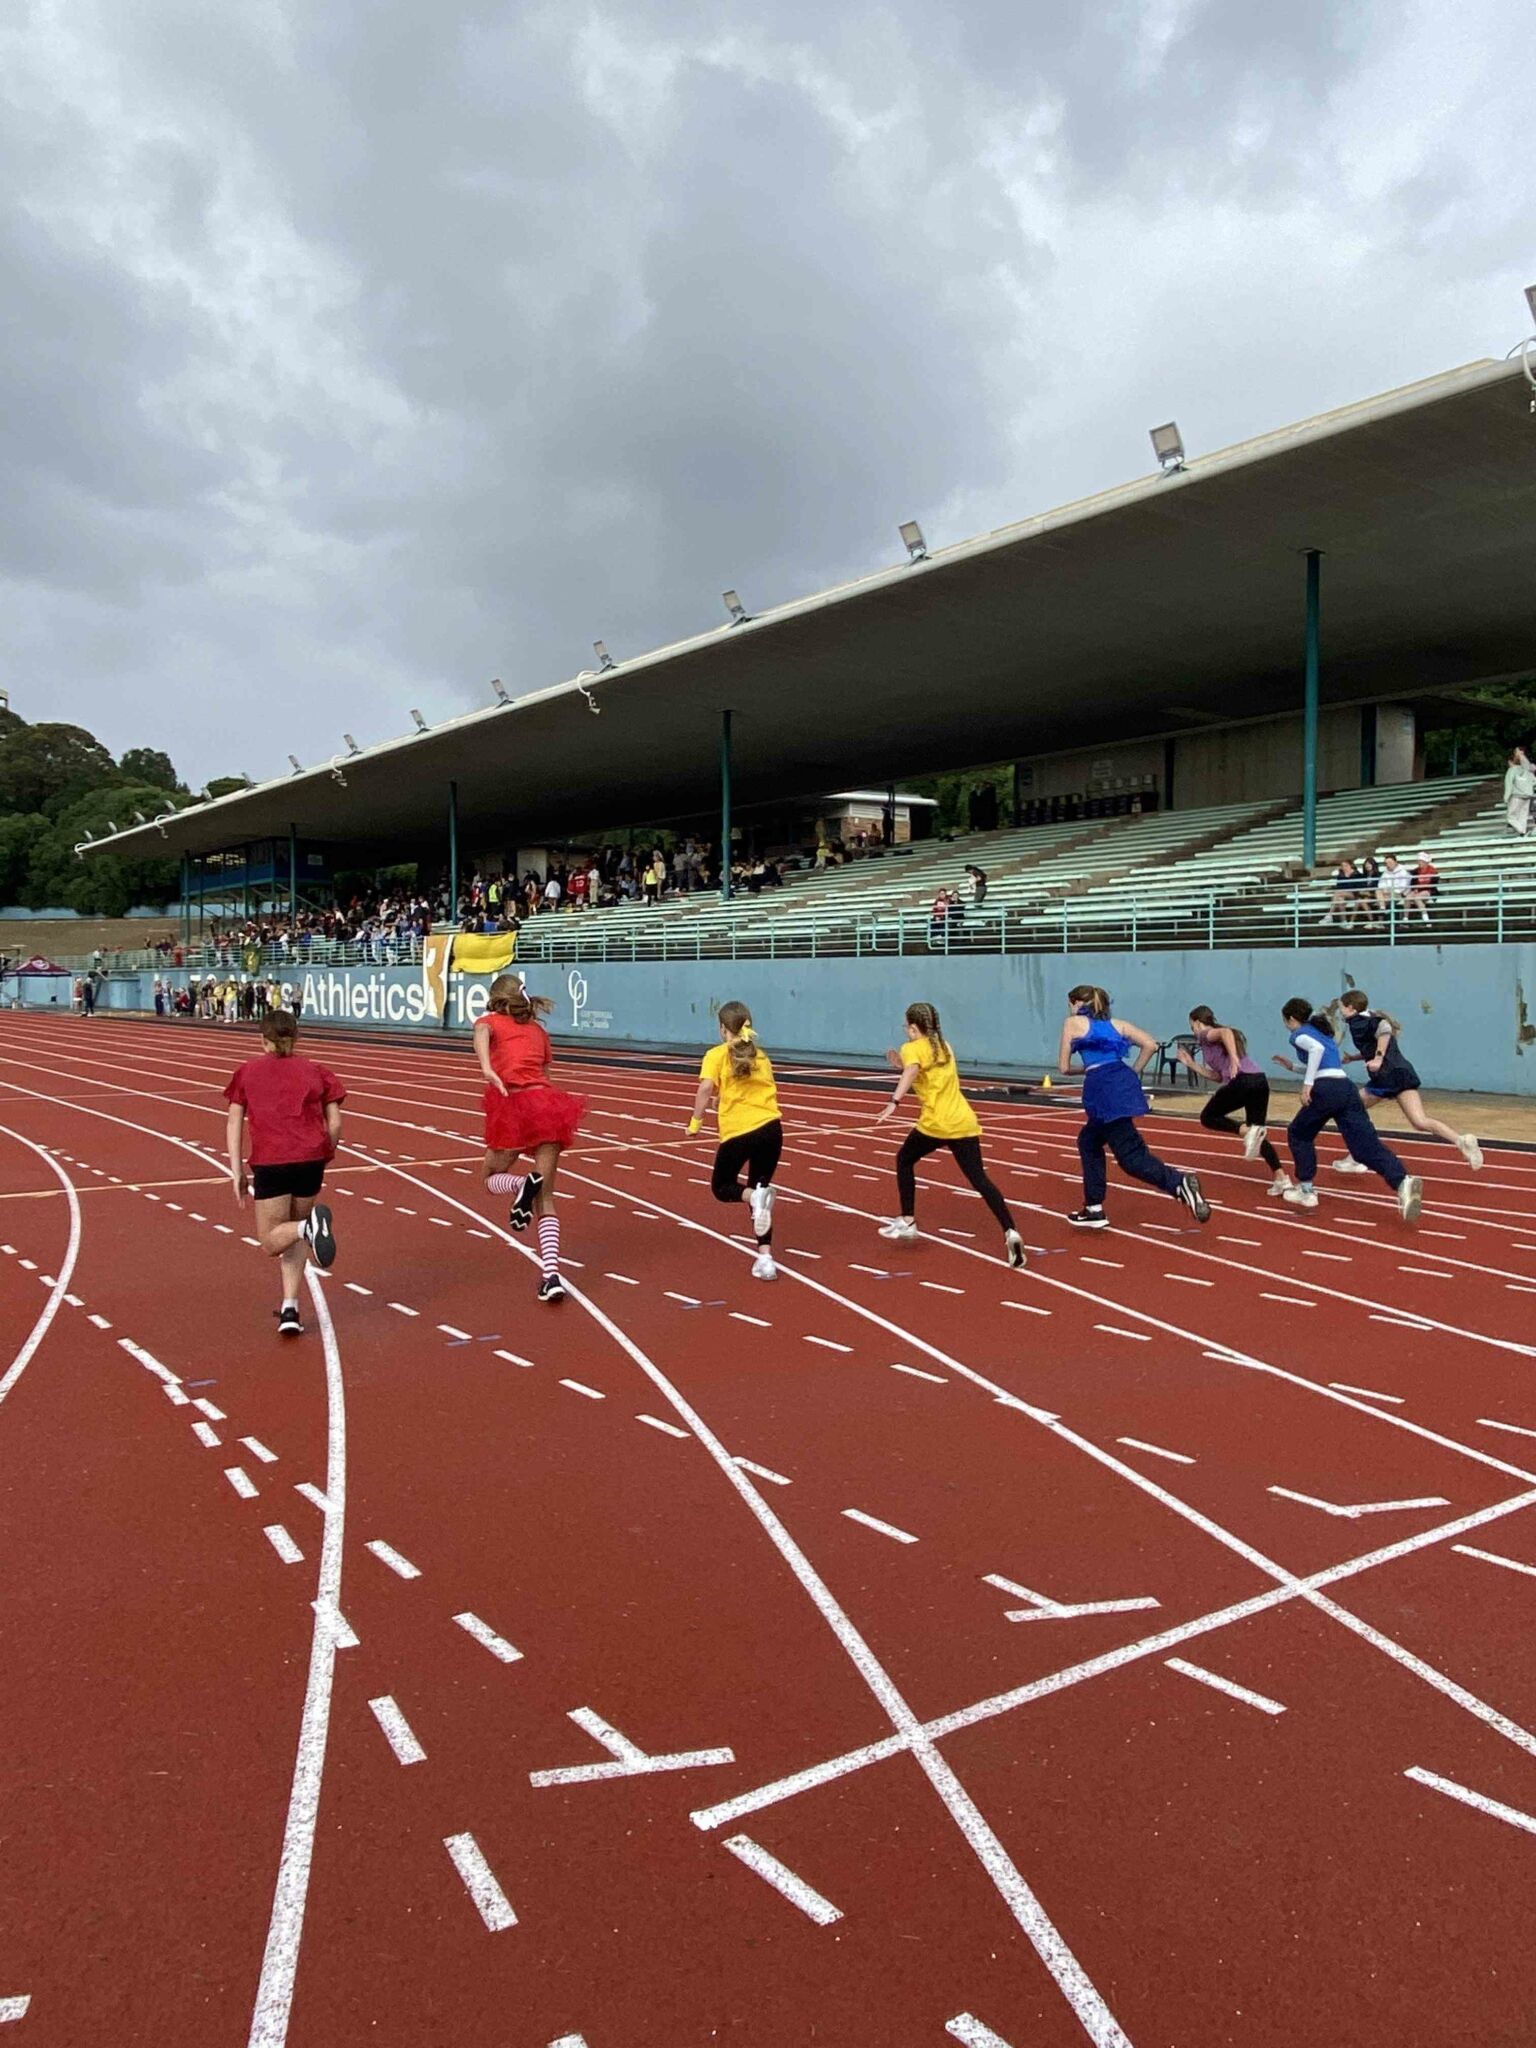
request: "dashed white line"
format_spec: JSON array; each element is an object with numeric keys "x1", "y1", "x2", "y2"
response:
[
  {"x1": 224, "y1": 1466, "x2": 258, "y2": 1500},
  {"x1": 1405, "y1": 1766, "x2": 1536, "y2": 1837},
  {"x1": 1370, "y1": 1313, "x2": 1432, "y2": 1331},
  {"x1": 295, "y1": 1481, "x2": 333, "y2": 1513},
  {"x1": 919, "y1": 1281, "x2": 965, "y2": 1295},
  {"x1": 191, "y1": 1421, "x2": 221, "y2": 1448},
  {"x1": 438, "y1": 1324, "x2": 472, "y2": 1340},
  {"x1": 947, "y1": 2015, "x2": 1013, "y2": 2048},
  {"x1": 1080, "y1": 1258, "x2": 1124, "y2": 1269},
  {"x1": 263, "y1": 1525, "x2": 304, "y2": 1564},
  {"x1": 1164, "y1": 1274, "x2": 1214, "y2": 1287},
  {"x1": 805, "y1": 1336, "x2": 853, "y2": 1354},
  {"x1": 495, "y1": 1348, "x2": 537, "y2": 1367},
  {"x1": 842, "y1": 1508, "x2": 919, "y2": 1545},
  {"x1": 1165, "y1": 1657, "x2": 1285, "y2": 1715},
  {"x1": 1478, "y1": 1417, "x2": 1536, "y2": 1442},
  {"x1": 730, "y1": 1312, "x2": 772, "y2": 1327},
  {"x1": 241, "y1": 1437, "x2": 279, "y2": 1463},
  {"x1": 1328, "y1": 1383, "x2": 1404, "y2": 1405},
  {"x1": 722, "y1": 1835, "x2": 842, "y2": 1925},
  {"x1": 1262, "y1": 1293, "x2": 1316, "y2": 1308},
  {"x1": 1218, "y1": 1235, "x2": 1262, "y2": 1248},
  {"x1": 1116, "y1": 1437, "x2": 1195, "y2": 1466},
  {"x1": 365, "y1": 1539, "x2": 421, "y2": 1579},
  {"x1": 603, "y1": 1272, "x2": 640, "y2": 1286},
  {"x1": 1452, "y1": 1543, "x2": 1536, "y2": 1582},
  {"x1": 664, "y1": 1291, "x2": 702, "y2": 1305},
  {"x1": 637, "y1": 1414, "x2": 689, "y2": 1439},
  {"x1": 388, "y1": 1302, "x2": 419, "y2": 1317},
  {"x1": 559, "y1": 1379, "x2": 604, "y2": 1400},
  {"x1": 368, "y1": 1694, "x2": 427, "y2": 1766},
  {"x1": 1398, "y1": 1266, "x2": 1453, "y2": 1279},
  {"x1": 87, "y1": 1313, "x2": 111, "y2": 1329},
  {"x1": 1269, "y1": 1487, "x2": 1451, "y2": 1518},
  {"x1": 443, "y1": 1832, "x2": 517, "y2": 1930},
  {"x1": 889, "y1": 1362, "x2": 947, "y2": 1383},
  {"x1": 453, "y1": 1612, "x2": 523, "y2": 1662},
  {"x1": 193, "y1": 1398, "x2": 226, "y2": 1421},
  {"x1": 1302, "y1": 1250, "x2": 1351, "y2": 1263},
  {"x1": 0, "y1": 1996, "x2": 31, "y2": 2024},
  {"x1": 1095, "y1": 1325, "x2": 1150, "y2": 1342},
  {"x1": 1002, "y1": 1300, "x2": 1051, "y2": 1316},
  {"x1": 733, "y1": 1458, "x2": 791, "y2": 1487},
  {"x1": 345, "y1": 1282, "x2": 373, "y2": 1296}
]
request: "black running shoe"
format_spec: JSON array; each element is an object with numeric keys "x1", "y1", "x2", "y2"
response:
[
  {"x1": 510, "y1": 1173, "x2": 543, "y2": 1233},
  {"x1": 302, "y1": 1203, "x2": 336, "y2": 1269},
  {"x1": 1067, "y1": 1207, "x2": 1110, "y2": 1230},
  {"x1": 277, "y1": 1303, "x2": 303, "y2": 1338},
  {"x1": 1177, "y1": 1173, "x2": 1211, "y2": 1223},
  {"x1": 537, "y1": 1272, "x2": 567, "y2": 1303}
]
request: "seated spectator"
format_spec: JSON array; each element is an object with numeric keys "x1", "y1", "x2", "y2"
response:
[
  {"x1": 1408, "y1": 850, "x2": 1439, "y2": 926},
  {"x1": 1321, "y1": 858, "x2": 1361, "y2": 929},
  {"x1": 1377, "y1": 853, "x2": 1411, "y2": 922}
]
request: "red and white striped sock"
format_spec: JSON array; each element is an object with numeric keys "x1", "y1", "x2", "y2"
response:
[
  {"x1": 537, "y1": 1215, "x2": 560, "y2": 1277},
  {"x1": 487, "y1": 1171, "x2": 524, "y2": 1197}
]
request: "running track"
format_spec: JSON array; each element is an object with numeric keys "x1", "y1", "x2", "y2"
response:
[{"x1": 1, "y1": 1012, "x2": 1534, "y2": 2047}]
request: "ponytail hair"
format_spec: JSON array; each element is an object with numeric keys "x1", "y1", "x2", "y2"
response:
[
  {"x1": 717, "y1": 999, "x2": 762, "y2": 1078},
  {"x1": 1282, "y1": 995, "x2": 1336, "y2": 1037},
  {"x1": 487, "y1": 973, "x2": 553, "y2": 1021},
  {"x1": 1342, "y1": 988, "x2": 1402, "y2": 1034},
  {"x1": 262, "y1": 1009, "x2": 299, "y2": 1057},
  {"x1": 1068, "y1": 983, "x2": 1111, "y2": 1018},
  {"x1": 1189, "y1": 1004, "x2": 1247, "y2": 1059},
  {"x1": 905, "y1": 1001, "x2": 952, "y2": 1066}
]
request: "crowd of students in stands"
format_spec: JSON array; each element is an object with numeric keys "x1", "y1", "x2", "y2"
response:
[{"x1": 1321, "y1": 852, "x2": 1440, "y2": 931}]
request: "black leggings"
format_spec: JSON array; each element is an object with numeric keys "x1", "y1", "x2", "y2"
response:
[
  {"x1": 896, "y1": 1131, "x2": 1014, "y2": 1233},
  {"x1": 1288, "y1": 1081, "x2": 1405, "y2": 1190},
  {"x1": 712, "y1": 1120, "x2": 783, "y2": 1209},
  {"x1": 1077, "y1": 1119, "x2": 1185, "y2": 1208},
  {"x1": 1202, "y1": 1074, "x2": 1281, "y2": 1172}
]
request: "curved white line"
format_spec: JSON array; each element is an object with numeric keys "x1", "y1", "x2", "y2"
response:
[
  {"x1": 247, "y1": 1265, "x2": 347, "y2": 2048},
  {"x1": 0, "y1": 1123, "x2": 82, "y2": 1410}
]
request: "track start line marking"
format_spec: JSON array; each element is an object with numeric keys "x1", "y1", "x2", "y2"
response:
[
  {"x1": 529, "y1": 1708, "x2": 734, "y2": 1787},
  {"x1": 1269, "y1": 1487, "x2": 1452, "y2": 1518}
]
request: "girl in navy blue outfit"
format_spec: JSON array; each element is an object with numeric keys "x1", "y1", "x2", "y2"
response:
[
  {"x1": 1060, "y1": 985, "x2": 1210, "y2": 1229},
  {"x1": 1336, "y1": 990, "x2": 1482, "y2": 1172},
  {"x1": 1278, "y1": 997, "x2": 1423, "y2": 1222}
]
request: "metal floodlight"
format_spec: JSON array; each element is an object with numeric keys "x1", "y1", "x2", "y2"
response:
[
  {"x1": 1150, "y1": 421, "x2": 1185, "y2": 472},
  {"x1": 288, "y1": 754, "x2": 303, "y2": 775},
  {"x1": 81, "y1": 829, "x2": 94, "y2": 842},
  {"x1": 575, "y1": 671, "x2": 602, "y2": 716},
  {"x1": 106, "y1": 820, "x2": 118, "y2": 834},
  {"x1": 491, "y1": 677, "x2": 511, "y2": 704},
  {"x1": 410, "y1": 708, "x2": 429, "y2": 733},
  {"x1": 343, "y1": 732, "x2": 361, "y2": 754},
  {"x1": 132, "y1": 809, "x2": 147, "y2": 824},
  {"x1": 1526, "y1": 283, "x2": 1536, "y2": 327},
  {"x1": 899, "y1": 520, "x2": 928, "y2": 562},
  {"x1": 722, "y1": 589, "x2": 750, "y2": 626},
  {"x1": 331, "y1": 765, "x2": 348, "y2": 788},
  {"x1": 593, "y1": 641, "x2": 617, "y2": 671}
]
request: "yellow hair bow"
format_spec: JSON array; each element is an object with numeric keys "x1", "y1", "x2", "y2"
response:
[{"x1": 739, "y1": 1023, "x2": 755, "y2": 1041}]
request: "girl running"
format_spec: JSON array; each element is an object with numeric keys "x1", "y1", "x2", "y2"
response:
[
  {"x1": 224, "y1": 1009, "x2": 342, "y2": 1337},
  {"x1": 1336, "y1": 989, "x2": 1482, "y2": 1171},
  {"x1": 475, "y1": 975, "x2": 586, "y2": 1302},
  {"x1": 1277, "y1": 997, "x2": 1422, "y2": 1221},
  {"x1": 1061, "y1": 985, "x2": 1210, "y2": 1229},
  {"x1": 1177, "y1": 1006, "x2": 1293, "y2": 1196},
  {"x1": 875, "y1": 1002, "x2": 1026, "y2": 1268},
  {"x1": 688, "y1": 1000, "x2": 782, "y2": 1280}
]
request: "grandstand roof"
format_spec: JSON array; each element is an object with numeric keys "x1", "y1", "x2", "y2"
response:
[{"x1": 88, "y1": 354, "x2": 1535, "y2": 864}]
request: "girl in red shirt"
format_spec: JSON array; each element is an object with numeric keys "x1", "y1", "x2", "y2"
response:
[
  {"x1": 475, "y1": 976, "x2": 585, "y2": 1301},
  {"x1": 224, "y1": 1010, "x2": 345, "y2": 1337}
]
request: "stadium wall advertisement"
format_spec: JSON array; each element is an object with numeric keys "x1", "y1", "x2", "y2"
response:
[{"x1": 25, "y1": 942, "x2": 1536, "y2": 1097}]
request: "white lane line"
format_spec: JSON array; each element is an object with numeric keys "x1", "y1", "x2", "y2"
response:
[
  {"x1": 1002, "y1": 1300, "x2": 1051, "y2": 1316},
  {"x1": 87, "y1": 1312, "x2": 111, "y2": 1329},
  {"x1": 1218, "y1": 1235, "x2": 1262, "y2": 1247},
  {"x1": 214, "y1": 1223, "x2": 235, "y2": 1234},
  {"x1": 721, "y1": 1835, "x2": 842, "y2": 1925},
  {"x1": 1370, "y1": 1313, "x2": 1432, "y2": 1331},
  {"x1": 988, "y1": 1574, "x2": 1160, "y2": 1623},
  {"x1": 1116, "y1": 1437, "x2": 1194, "y2": 1465},
  {"x1": 264, "y1": 1525, "x2": 304, "y2": 1565},
  {"x1": 843, "y1": 1508, "x2": 919, "y2": 1545},
  {"x1": 919, "y1": 1281, "x2": 965, "y2": 1295},
  {"x1": 1479, "y1": 1418, "x2": 1536, "y2": 1442},
  {"x1": 345, "y1": 1282, "x2": 372, "y2": 1296},
  {"x1": 734, "y1": 1457, "x2": 791, "y2": 1487},
  {"x1": 367, "y1": 1695, "x2": 427, "y2": 1766},
  {"x1": 224, "y1": 1467, "x2": 259, "y2": 1500},
  {"x1": 549, "y1": 2036, "x2": 590, "y2": 2047},
  {"x1": 889, "y1": 1361, "x2": 947, "y2": 1383},
  {"x1": 1269, "y1": 1487, "x2": 1450, "y2": 1518},
  {"x1": 1094, "y1": 1325, "x2": 1150, "y2": 1342},
  {"x1": 242, "y1": 1437, "x2": 279, "y2": 1463},
  {"x1": 0, "y1": 1997, "x2": 31, "y2": 2024},
  {"x1": 1165, "y1": 1657, "x2": 1285, "y2": 1715},
  {"x1": 1262, "y1": 1293, "x2": 1316, "y2": 1307},
  {"x1": 805, "y1": 1335, "x2": 853, "y2": 1353},
  {"x1": 530, "y1": 1707, "x2": 735, "y2": 1786},
  {"x1": 247, "y1": 1264, "x2": 347, "y2": 2047},
  {"x1": 365, "y1": 1539, "x2": 420, "y2": 1579},
  {"x1": 559, "y1": 1378, "x2": 604, "y2": 1400},
  {"x1": 730, "y1": 1312, "x2": 772, "y2": 1327},
  {"x1": 637, "y1": 1413, "x2": 689, "y2": 1439},
  {"x1": 295, "y1": 1482, "x2": 333, "y2": 1513},
  {"x1": 603, "y1": 1272, "x2": 640, "y2": 1286},
  {"x1": 120, "y1": 1337, "x2": 179, "y2": 1385},
  {"x1": 1405, "y1": 1766, "x2": 1536, "y2": 1838},
  {"x1": 664, "y1": 1291, "x2": 702, "y2": 1305},
  {"x1": 1301, "y1": 1250, "x2": 1351, "y2": 1263},
  {"x1": 1164, "y1": 1273, "x2": 1214, "y2": 1287},
  {"x1": 438, "y1": 1323, "x2": 472, "y2": 1340},
  {"x1": 849, "y1": 1264, "x2": 890, "y2": 1276},
  {"x1": 443, "y1": 1832, "x2": 517, "y2": 1931},
  {"x1": 1328, "y1": 1382, "x2": 1404, "y2": 1405},
  {"x1": 194, "y1": 1397, "x2": 226, "y2": 1420},
  {"x1": 453, "y1": 1612, "x2": 523, "y2": 1662},
  {"x1": 1080, "y1": 1258, "x2": 1123, "y2": 1269},
  {"x1": 163, "y1": 1383, "x2": 191, "y2": 1407},
  {"x1": 387, "y1": 1301, "x2": 419, "y2": 1317},
  {"x1": 18, "y1": 1259, "x2": 36, "y2": 1270},
  {"x1": 495, "y1": 1348, "x2": 537, "y2": 1367},
  {"x1": 1399, "y1": 1266, "x2": 1454, "y2": 1279},
  {"x1": 947, "y1": 2015, "x2": 1014, "y2": 2048},
  {"x1": 1453, "y1": 1543, "x2": 1536, "y2": 1581},
  {"x1": 192, "y1": 1421, "x2": 221, "y2": 1448}
]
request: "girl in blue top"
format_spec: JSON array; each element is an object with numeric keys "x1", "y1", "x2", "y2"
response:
[
  {"x1": 1059, "y1": 984, "x2": 1210, "y2": 1229},
  {"x1": 1278, "y1": 997, "x2": 1422, "y2": 1222}
]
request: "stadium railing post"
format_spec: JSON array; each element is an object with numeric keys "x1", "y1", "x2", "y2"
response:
[
  {"x1": 1206, "y1": 893, "x2": 1215, "y2": 949},
  {"x1": 1292, "y1": 884, "x2": 1301, "y2": 947},
  {"x1": 1389, "y1": 894, "x2": 1396, "y2": 947},
  {"x1": 1131, "y1": 900, "x2": 1138, "y2": 951},
  {"x1": 1061, "y1": 901, "x2": 1069, "y2": 953},
  {"x1": 1497, "y1": 875, "x2": 1506, "y2": 945}
]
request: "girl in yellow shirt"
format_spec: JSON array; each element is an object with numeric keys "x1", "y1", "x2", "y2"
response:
[
  {"x1": 876, "y1": 1002, "x2": 1026, "y2": 1268},
  {"x1": 688, "y1": 999, "x2": 783, "y2": 1280}
]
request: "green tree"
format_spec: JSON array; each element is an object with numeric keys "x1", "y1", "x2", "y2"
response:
[
  {"x1": 0, "y1": 813, "x2": 46, "y2": 904},
  {"x1": 118, "y1": 746, "x2": 179, "y2": 791},
  {"x1": 26, "y1": 785, "x2": 185, "y2": 915},
  {"x1": 204, "y1": 775, "x2": 251, "y2": 799},
  {"x1": 0, "y1": 722, "x2": 119, "y2": 815}
]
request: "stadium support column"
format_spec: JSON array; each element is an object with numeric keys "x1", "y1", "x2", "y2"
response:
[
  {"x1": 180, "y1": 853, "x2": 190, "y2": 949},
  {"x1": 448, "y1": 779, "x2": 460, "y2": 918},
  {"x1": 1303, "y1": 548, "x2": 1321, "y2": 870},
  {"x1": 288, "y1": 823, "x2": 298, "y2": 929},
  {"x1": 720, "y1": 710, "x2": 733, "y2": 902}
]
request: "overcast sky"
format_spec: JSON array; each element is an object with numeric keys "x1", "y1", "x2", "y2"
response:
[{"x1": 4, "y1": 0, "x2": 1532, "y2": 789}]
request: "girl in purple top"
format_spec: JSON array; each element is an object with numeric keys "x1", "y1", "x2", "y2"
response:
[{"x1": 1177, "y1": 1006, "x2": 1293, "y2": 1196}]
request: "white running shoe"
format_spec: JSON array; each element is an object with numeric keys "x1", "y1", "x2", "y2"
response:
[
  {"x1": 878, "y1": 1218, "x2": 919, "y2": 1242},
  {"x1": 751, "y1": 1251, "x2": 779, "y2": 1281},
  {"x1": 1283, "y1": 1186, "x2": 1320, "y2": 1210},
  {"x1": 1397, "y1": 1175, "x2": 1424, "y2": 1224},
  {"x1": 1330, "y1": 1159, "x2": 1370, "y2": 1175},
  {"x1": 1267, "y1": 1171, "x2": 1294, "y2": 1197},
  {"x1": 1004, "y1": 1229, "x2": 1027, "y2": 1270},
  {"x1": 1456, "y1": 1134, "x2": 1484, "y2": 1171},
  {"x1": 1242, "y1": 1124, "x2": 1269, "y2": 1163},
  {"x1": 749, "y1": 1183, "x2": 776, "y2": 1236}
]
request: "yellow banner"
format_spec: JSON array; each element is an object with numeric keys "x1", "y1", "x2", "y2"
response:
[{"x1": 451, "y1": 931, "x2": 518, "y2": 976}]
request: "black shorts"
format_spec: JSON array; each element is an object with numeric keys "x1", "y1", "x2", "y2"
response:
[{"x1": 251, "y1": 1159, "x2": 326, "y2": 1201}]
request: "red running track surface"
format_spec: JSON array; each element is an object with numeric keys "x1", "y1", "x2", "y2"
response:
[{"x1": 1, "y1": 1012, "x2": 1535, "y2": 2047}]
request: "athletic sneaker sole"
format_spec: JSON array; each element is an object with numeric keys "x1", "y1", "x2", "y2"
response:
[
  {"x1": 1067, "y1": 1212, "x2": 1110, "y2": 1230},
  {"x1": 305, "y1": 1204, "x2": 336, "y2": 1269},
  {"x1": 1177, "y1": 1174, "x2": 1211, "y2": 1223},
  {"x1": 1398, "y1": 1176, "x2": 1424, "y2": 1224}
]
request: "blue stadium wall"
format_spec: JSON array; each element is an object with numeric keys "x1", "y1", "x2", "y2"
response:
[{"x1": 27, "y1": 944, "x2": 1536, "y2": 1097}]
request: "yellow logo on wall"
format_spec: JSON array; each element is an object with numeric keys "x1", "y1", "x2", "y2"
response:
[{"x1": 420, "y1": 931, "x2": 519, "y2": 1020}]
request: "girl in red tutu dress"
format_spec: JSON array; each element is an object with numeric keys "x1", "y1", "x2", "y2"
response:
[{"x1": 474, "y1": 976, "x2": 585, "y2": 1301}]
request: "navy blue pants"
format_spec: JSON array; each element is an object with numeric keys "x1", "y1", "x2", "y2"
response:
[
  {"x1": 1078, "y1": 1118, "x2": 1184, "y2": 1207},
  {"x1": 1287, "y1": 1080, "x2": 1405, "y2": 1189}
]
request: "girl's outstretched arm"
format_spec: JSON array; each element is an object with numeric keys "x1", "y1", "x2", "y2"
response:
[
  {"x1": 1115, "y1": 1019, "x2": 1160, "y2": 1075},
  {"x1": 876, "y1": 1062, "x2": 919, "y2": 1124},
  {"x1": 473, "y1": 1017, "x2": 507, "y2": 1094}
]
